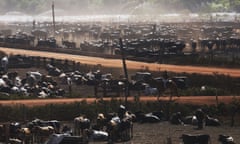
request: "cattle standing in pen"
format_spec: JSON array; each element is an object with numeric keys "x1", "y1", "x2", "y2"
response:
[
  {"x1": 170, "y1": 112, "x2": 184, "y2": 125},
  {"x1": 195, "y1": 109, "x2": 206, "y2": 129},
  {"x1": 107, "y1": 105, "x2": 134, "y2": 143},
  {"x1": 74, "y1": 115, "x2": 91, "y2": 136},
  {"x1": 1, "y1": 56, "x2": 8, "y2": 73},
  {"x1": 31, "y1": 125, "x2": 55, "y2": 143}
]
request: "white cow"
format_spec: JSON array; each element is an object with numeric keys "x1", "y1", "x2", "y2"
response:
[
  {"x1": 26, "y1": 71, "x2": 42, "y2": 86},
  {"x1": 1, "y1": 56, "x2": 8, "y2": 72}
]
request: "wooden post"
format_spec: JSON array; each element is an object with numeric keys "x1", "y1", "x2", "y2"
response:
[
  {"x1": 215, "y1": 89, "x2": 219, "y2": 106},
  {"x1": 119, "y1": 38, "x2": 129, "y2": 106},
  {"x1": 52, "y1": 1, "x2": 56, "y2": 37}
]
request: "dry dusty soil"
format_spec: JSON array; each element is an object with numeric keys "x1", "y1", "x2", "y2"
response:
[
  {"x1": 0, "y1": 96, "x2": 239, "y2": 107},
  {"x1": 1, "y1": 47, "x2": 240, "y2": 77}
]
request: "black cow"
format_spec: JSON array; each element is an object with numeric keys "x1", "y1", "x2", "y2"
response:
[
  {"x1": 170, "y1": 112, "x2": 184, "y2": 125},
  {"x1": 84, "y1": 129, "x2": 108, "y2": 142},
  {"x1": 62, "y1": 40, "x2": 76, "y2": 49},
  {"x1": 134, "y1": 111, "x2": 161, "y2": 123},
  {"x1": 206, "y1": 115, "x2": 221, "y2": 126},
  {"x1": 28, "y1": 118, "x2": 61, "y2": 133},
  {"x1": 107, "y1": 116, "x2": 133, "y2": 142},
  {"x1": 9, "y1": 122, "x2": 22, "y2": 138},
  {"x1": 74, "y1": 115, "x2": 91, "y2": 136},
  {"x1": 37, "y1": 38, "x2": 57, "y2": 48},
  {"x1": 106, "y1": 105, "x2": 134, "y2": 142},
  {"x1": 180, "y1": 134, "x2": 210, "y2": 144},
  {"x1": 195, "y1": 109, "x2": 206, "y2": 129}
]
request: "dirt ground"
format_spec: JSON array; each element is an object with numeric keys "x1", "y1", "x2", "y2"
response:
[
  {"x1": 113, "y1": 122, "x2": 240, "y2": 144},
  {"x1": 1, "y1": 47, "x2": 240, "y2": 77},
  {"x1": 0, "y1": 96, "x2": 239, "y2": 107}
]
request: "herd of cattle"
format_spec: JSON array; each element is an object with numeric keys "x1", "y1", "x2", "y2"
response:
[
  {"x1": 1, "y1": 21, "x2": 240, "y2": 62},
  {"x1": 0, "y1": 21, "x2": 240, "y2": 143},
  {"x1": 0, "y1": 54, "x2": 188, "y2": 99},
  {"x1": 0, "y1": 54, "x2": 236, "y2": 143},
  {"x1": 0, "y1": 105, "x2": 235, "y2": 144}
]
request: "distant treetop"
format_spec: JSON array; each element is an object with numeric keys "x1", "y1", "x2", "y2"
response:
[{"x1": 0, "y1": 0, "x2": 239, "y2": 15}]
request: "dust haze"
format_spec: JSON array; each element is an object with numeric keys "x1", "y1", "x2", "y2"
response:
[{"x1": 0, "y1": 0, "x2": 186, "y2": 16}]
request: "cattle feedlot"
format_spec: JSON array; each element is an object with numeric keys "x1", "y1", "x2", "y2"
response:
[
  {"x1": 1, "y1": 17, "x2": 240, "y2": 143},
  {"x1": 0, "y1": 49, "x2": 239, "y2": 144}
]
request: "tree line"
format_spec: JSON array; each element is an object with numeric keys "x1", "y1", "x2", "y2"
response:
[{"x1": 0, "y1": 0, "x2": 240, "y2": 15}]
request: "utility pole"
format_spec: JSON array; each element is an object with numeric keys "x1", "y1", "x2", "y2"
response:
[
  {"x1": 119, "y1": 38, "x2": 129, "y2": 106},
  {"x1": 52, "y1": 1, "x2": 56, "y2": 37}
]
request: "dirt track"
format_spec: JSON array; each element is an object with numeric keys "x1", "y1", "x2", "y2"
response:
[
  {"x1": 0, "y1": 96, "x2": 239, "y2": 107},
  {"x1": 1, "y1": 47, "x2": 240, "y2": 77}
]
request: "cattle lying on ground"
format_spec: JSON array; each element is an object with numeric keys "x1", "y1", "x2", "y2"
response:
[
  {"x1": 45, "y1": 133, "x2": 83, "y2": 144},
  {"x1": 84, "y1": 129, "x2": 108, "y2": 142},
  {"x1": 134, "y1": 111, "x2": 162, "y2": 123},
  {"x1": 27, "y1": 118, "x2": 61, "y2": 134},
  {"x1": 182, "y1": 115, "x2": 198, "y2": 125},
  {"x1": 218, "y1": 134, "x2": 235, "y2": 144},
  {"x1": 206, "y1": 115, "x2": 221, "y2": 126}
]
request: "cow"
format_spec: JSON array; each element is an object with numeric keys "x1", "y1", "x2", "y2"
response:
[
  {"x1": 0, "y1": 124, "x2": 4, "y2": 141},
  {"x1": 107, "y1": 105, "x2": 134, "y2": 142},
  {"x1": 37, "y1": 37, "x2": 57, "y2": 48},
  {"x1": 45, "y1": 133, "x2": 83, "y2": 144},
  {"x1": 74, "y1": 115, "x2": 91, "y2": 136},
  {"x1": 183, "y1": 115, "x2": 198, "y2": 125},
  {"x1": 8, "y1": 138, "x2": 22, "y2": 144},
  {"x1": 195, "y1": 108, "x2": 206, "y2": 129},
  {"x1": 205, "y1": 115, "x2": 221, "y2": 126},
  {"x1": 17, "y1": 127, "x2": 33, "y2": 144},
  {"x1": 170, "y1": 112, "x2": 184, "y2": 125},
  {"x1": 218, "y1": 134, "x2": 235, "y2": 144},
  {"x1": 61, "y1": 125, "x2": 73, "y2": 135},
  {"x1": 180, "y1": 134, "x2": 211, "y2": 144},
  {"x1": 134, "y1": 111, "x2": 161, "y2": 123},
  {"x1": 92, "y1": 113, "x2": 107, "y2": 131},
  {"x1": 131, "y1": 71, "x2": 180, "y2": 100},
  {"x1": 26, "y1": 71, "x2": 42, "y2": 87},
  {"x1": 62, "y1": 40, "x2": 76, "y2": 49},
  {"x1": 28, "y1": 118, "x2": 61, "y2": 134},
  {"x1": 1, "y1": 56, "x2": 8, "y2": 72},
  {"x1": 31, "y1": 126, "x2": 55, "y2": 143},
  {"x1": 9, "y1": 122, "x2": 22, "y2": 139},
  {"x1": 84, "y1": 129, "x2": 108, "y2": 142}
]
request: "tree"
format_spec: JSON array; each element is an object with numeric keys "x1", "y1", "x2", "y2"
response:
[{"x1": 0, "y1": 0, "x2": 237, "y2": 15}]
